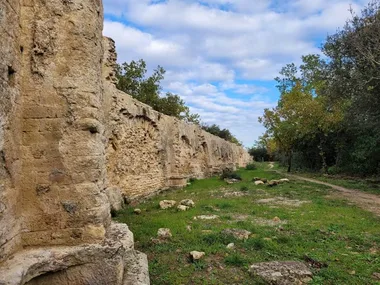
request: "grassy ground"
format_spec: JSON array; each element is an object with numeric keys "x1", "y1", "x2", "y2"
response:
[
  {"x1": 275, "y1": 164, "x2": 380, "y2": 195},
  {"x1": 114, "y1": 163, "x2": 380, "y2": 285}
]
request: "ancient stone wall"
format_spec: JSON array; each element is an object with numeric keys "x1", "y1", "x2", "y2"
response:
[
  {"x1": 103, "y1": 39, "x2": 251, "y2": 200},
  {"x1": 0, "y1": 1, "x2": 250, "y2": 284}
]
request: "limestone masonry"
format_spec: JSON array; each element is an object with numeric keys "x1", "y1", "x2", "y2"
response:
[{"x1": 0, "y1": 0, "x2": 250, "y2": 284}]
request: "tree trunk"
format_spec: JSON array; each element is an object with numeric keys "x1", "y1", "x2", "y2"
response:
[
  {"x1": 287, "y1": 151, "x2": 292, "y2": 173},
  {"x1": 319, "y1": 134, "x2": 328, "y2": 174}
]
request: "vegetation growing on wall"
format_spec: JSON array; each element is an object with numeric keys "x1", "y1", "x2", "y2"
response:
[{"x1": 259, "y1": 1, "x2": 380, "y2": 176}]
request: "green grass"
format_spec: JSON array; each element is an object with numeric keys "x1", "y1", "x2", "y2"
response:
[
  {"x1": 303, "y1": 174, "x2": 380, "y2": 195},
  {"x1": 114, "y1": 163, "x2": 380, "y2": 284}
]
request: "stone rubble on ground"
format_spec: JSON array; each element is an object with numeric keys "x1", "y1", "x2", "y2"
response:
[
  {"x1": 222, "y1": 228, "x2": 252, "y2": 240},
  {"x1": 225, "y1": 178, "x2": 241, "y2": 184},
  {"x1": 177, "y1": 205, "x2": 190, "y2": 211},
  {"x1": 134, "y1": 208, "x2": 142, "y2": 215},
  {"x1": 189, "y1": 251, "x2": 205, "y2": 261},
  {"x1": 159, "y1": 200, "x2": 177, "y2": 209},
  {"x1": 180, "y1": 199, "x2": 195, "y2": 207},
  {"x1": 255, "y1": 181, "x2": 265, "y2": 186},
  {"x1": 226, "y1": 243, "x2": 235, "y2": 250},
  {"x1": 157, "y1": 228, "x2": 172, "y2": 239},
  {"x1": 194, "y1": 215, "x2": 220, "y2": 220},
  {"x1": 249, "y1": 261, "x2": 313, "y2": 285}
]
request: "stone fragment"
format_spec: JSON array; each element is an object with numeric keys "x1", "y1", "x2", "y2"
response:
[
  {"x1": 249, "y1": 261, "x2": 313, "y2": 284},
  {"x1": 159, "y1": 200, "x2": 176, "y2": 209},
  {"x1": 225, "y1": 178, "x2": 241, "y2": 184},
  {"x1": 180, "y1": 199, "x2": 195, "y2": 207},
  {"x1": 177, "y1": 205, "x2": 190, "y2": 211},
  {"x1": 186, "y1": 225, "x2": 192, "y2": 232},
  {"x1": 273, "y1": 216, "x2": 281, "y2": 222},
  {"x1": 226, "y1": 243, "x2": 235, "y2": 250},
  {"x1": 280, "y1": 178, "x2": 290, "y2": 183},
  {"x1": 372, "y1": 272, "x2": 380, "y2": 280},
  {"x1": 268, "y1": 181, "x2": 279, "y2": 187},
  {"x1": 189, "y1": 251, "x2": 205, "y2": 261},
  {"x1": 61, "y1": 201, "x2": 78, "y2": 214},
  {"x1": 194, "y1": 215, "x2": 220, "y2": 220},
  {"x1": 134, "y1": 208, "x2": 142, "y2": 215},
  {"x1": 157, "y1": 228, "x2": 172, "y2": 239},
  {"x1": 255, "y1": 181, "x2": 265, "y2": 186},
  {"x1": 221, "y1": 228, "x2": 251, "y2": 240}
]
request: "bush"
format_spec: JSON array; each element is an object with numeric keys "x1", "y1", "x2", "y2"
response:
[
  {"x1": 220, "y1": 169, "x2": 242, "y2": 181},
  {"x1": 240, "y1": 186, "x2": 249, "y2": 192},
  {"x1": 224, "y1": 254, "x2": 247, "y2": 267},
  {"x1": 245, "y1": 163, "x2": 257, "y2": 170},
  {"x1": 189, "y1": 177, "x2": 198, "y2": 183}
]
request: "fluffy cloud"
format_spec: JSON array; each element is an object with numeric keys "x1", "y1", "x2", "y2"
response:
[{"x1": 103, "y1": 0, "x2": 366, "y2": 146}]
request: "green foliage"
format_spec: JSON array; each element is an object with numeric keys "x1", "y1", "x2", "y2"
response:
[
  {"x1": 201, "y1": 124, "x2": 241, "y2": 145},
  {"x1": 224, "y1": 254, "x2": 247, "y2": 267},
  {"x1": 260, "y1": 2, "x2": 380, "y2": 176},
  {"x1": 245, "y1": 163, "x2": 257, "y2": 170},
  {"x1": 116, "y1": 59, "x2": 199, "y2": 123},
  {"x1": 220, "y1": 169, "x2": 242, "y2": 181},
  {"x1": 114, "y1": 164, "x2": 380, "y2": 284},
  {"x1": 240, "y1": 186, "x2": 249, "y2": 192}
]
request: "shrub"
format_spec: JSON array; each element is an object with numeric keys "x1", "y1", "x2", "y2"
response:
[
  {"x1": 189, "y1": 177, "x2": 197, "y2": 183},
  {"x1": 240, "y1": 186, "x2": 249, "y2": 192},
  {"x1": 220, "y1": 169, "x2": 242, "y2": 181},
  {"x1": 245, "y1": 163, "x2": 257, "y2": 170},
  {"x1": 224, "y1": 254, "x2": 247, "y2": 267}
]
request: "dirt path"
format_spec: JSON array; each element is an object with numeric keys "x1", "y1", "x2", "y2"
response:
[{"x1": 283, "y1": 172, "x2": 380, "y2": 217}]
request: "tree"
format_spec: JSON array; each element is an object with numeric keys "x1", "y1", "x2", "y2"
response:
[
  {"x1": 201, "y1": 124, "x2": 241, "y2": 145},
  {"x1": 116, "y1": 59, "x2": 200, "y2": 122}
]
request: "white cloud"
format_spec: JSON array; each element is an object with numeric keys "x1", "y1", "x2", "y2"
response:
[{"x1": 103, "y1": 0, "x2": 367, "y2": 146}]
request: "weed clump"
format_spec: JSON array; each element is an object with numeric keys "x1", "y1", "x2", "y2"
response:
[
  {"x1": 220, "y1": 169, "x2": 242, "y2": 181},
  {"x1": 245, "y1": 163, "x2": 257, "y2": 170},
  {"x1": 240, "y1": 186, "x2": 249, "y2": 192}
]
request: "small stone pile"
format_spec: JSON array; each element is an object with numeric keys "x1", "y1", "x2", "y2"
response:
[{"x1": 252, "y1": 177, "x2": 290, "y2": 187}]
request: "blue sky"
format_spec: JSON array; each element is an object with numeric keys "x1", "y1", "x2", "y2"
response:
[{"x1": 102, "y1": 0, "x2": 367, "y2": 147}]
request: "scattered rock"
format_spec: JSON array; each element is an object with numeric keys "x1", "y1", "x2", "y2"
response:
[
  {"x1": 177, "y1": 205, "x2": 190, "y2": 211},
  {"x1": 189, "y1": 251, "x2": 205, "y2": 261},
  {"x1": 133, "y1": 208, "x2": 142, "y2": 215},
  {"x1": 180, "y1": 199, "x2": 195, "y2": 207},
  {"x1": 157, "y1": 228, "x2": 172, "y2": 239},
  {"x1": 280, "y1": 178, "x2": 290, "y2": 183},
  {"x1": 249, "y1": 261, "x2": 313, "y2": 284},
  {"x1": 372, "y1": 272, "x2": 380, "y2": 280},
  {"x1": 253, "y1": 177, "x2": 261, "y2": 181},
  {"x1": 194, "y1": 215, "x2": 220, "y2": 220},
  {"x1": 253, "y1": 217, "x2": 287, "y2": 227},
  {"x1": 222, "y1": 191, "x2": 248, "y2": 198},
  {"x1": 186, "y1": 225, "x2": 192, "y2": 232},
  {"x1": 273, "y1": 216, "x2": 281, "y2": 222},
  {"x1": 221, "y1": 228, "x2": 251, "y2": 240},
  {"x1": 261, "y1": 178, "x2": 268, "y2": 183},
  {"x1": 303, "y1": 255, "x2": 328, "y2": 269},
  {"x1": 268, "y1": 181, "x2": 279, "y2": 187},
  {"x1": 225, "y1": 178, "x2": 241, "y2": 184},
  {"x1": 226, "y1": 243, "x2": 235, "y2": 250},
  {"x1": 255, "y1": 181, "x2": 265, "y2": 186},
  {"x1": 159, "y1": 200, "x2": 176, "y2": 209},
  {"x1": 256, "y1": 197, "x2": 310, "y2": 207},
  {"x1": 231, "y1": 214, "x2": 250, "y2": 221}
]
